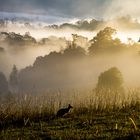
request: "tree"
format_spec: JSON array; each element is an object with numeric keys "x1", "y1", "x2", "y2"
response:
[
  {"x1": 0, "y1": 72, "x2": 8, "y2": 94},
  {"x1": 96, "y1": 67, "x2": 124, "y2": 91},
  {"x1": 63, "y1": 44, "x2": 86, "y2": 58},
  {"x1": 88, "y1": 27, "x2": 123, "y2": 55},
  {"x1": 9, "y1": 65, "x2": 18, "y2": 93},
  {"x1": 0, "y1": 47, "x2": 4, "y2": 52}
]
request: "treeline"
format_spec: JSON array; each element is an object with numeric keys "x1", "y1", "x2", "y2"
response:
[
  {"x1": 0, "y1": 27, "x2": 139, "y2": 53},
  {"x1": 1, "y1": 15, "x2": 140, "y2": 31},
  {"x1": 46, "y1": 19, "x2": 104, "y2": 30},
  {"x1": 0, "y1": 27, "x2": 140, "y2": 94},
  {"x1": 0, "y1": 18, "x2": 104, "y2": 31},
  {"x1": 0, "y1": 32, "x2": 36, "y2": 47},
  {"x1": 0, "y1": 31, "x2": 68, "y2": 48}
]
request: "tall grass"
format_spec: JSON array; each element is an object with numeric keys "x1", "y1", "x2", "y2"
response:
[{"x1": 0, "y1": 88, "x2": 140, "y2": 129}]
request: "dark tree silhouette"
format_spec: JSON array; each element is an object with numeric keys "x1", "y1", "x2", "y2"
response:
[
  {"x1": 96, "y1": 67, "x2": 124, "y2": 91},
  {"x1": 18, "y1": 43, "x2": 87, "y2": 93},
  {"x1": 89, "y1": 27, "x2": 124, "y2": 55},
  {"x1": 9, "y1": 65, "x2": 18, "y2": 93},
  {"x1": 63, "y1": 45, "x2": 86, "y2": 58},
  {"x1": 0, "y1": 47, "x2": 4, "y2": 52},
  {"x1": 0, "y1": 72, "x2": 8, "y2": 94},
  {"x1": 0, "y1": 32, "x2": 36, "y2": 46},
  {"x1": 57, "y1": 19, "x2": 104, "y2": 31}
]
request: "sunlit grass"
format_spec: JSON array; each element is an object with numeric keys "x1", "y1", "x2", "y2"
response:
[{"x1": 1, "y1": 88, "x2": 140, "y2": 139}]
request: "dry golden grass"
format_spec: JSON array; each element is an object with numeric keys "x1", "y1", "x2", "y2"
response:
[{"x1": 1, "y1": 88, "x2": 140, "y2": 139}]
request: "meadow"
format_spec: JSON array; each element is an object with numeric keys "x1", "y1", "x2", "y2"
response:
[
  {"x1": 1, "y1": 89, "x2": 140, "y2": 140},
  {"x1": 1, "y1": 0, "x2": 140, "y2": 140}
]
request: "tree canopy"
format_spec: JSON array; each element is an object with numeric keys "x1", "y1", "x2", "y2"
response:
[
  {"x1": 96, "y1": 67, "x2": 124, "y2": 91},
  {"x1": 89, "y1": 27, "x2": 125, "y2": 55}
]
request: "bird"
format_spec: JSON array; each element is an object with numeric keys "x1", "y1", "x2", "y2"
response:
[{"x1": 56, "y1": 104, "x2": 73, "y2": 117}]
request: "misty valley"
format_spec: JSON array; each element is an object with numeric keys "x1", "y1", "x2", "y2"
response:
[
  {"x1": 0, "y1": 22, "x2": 140, "y2": 93},
  {"x1": 1, "y1": 17, "x2": 140, "y2": 139}
]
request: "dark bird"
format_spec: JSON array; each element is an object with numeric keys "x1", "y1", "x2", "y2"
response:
[{"x1": 56, "y1": 104, "x2": 73, "y2": 117}]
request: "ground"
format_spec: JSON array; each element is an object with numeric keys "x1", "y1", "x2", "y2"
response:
[{"x1": 1, "y1": 110, "x2": 140, "y2": 140}]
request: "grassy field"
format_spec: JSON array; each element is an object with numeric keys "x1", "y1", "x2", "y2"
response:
[{"x1": 1, "y1": 89, "x2": 140, "y2": 139}]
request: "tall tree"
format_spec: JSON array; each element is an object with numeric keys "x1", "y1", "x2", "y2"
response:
[
  {"x1": 0, "y1": 72, "x2": 8, "y2": 94},
  {"x1": 9, "y1": 65, "x2": 18, "y2": 93},
  {"x1": 88, "y1": 27, "x2": 123, "y2": 55}
]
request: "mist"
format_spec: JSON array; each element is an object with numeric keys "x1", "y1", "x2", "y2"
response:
[
  {"x1": 2, "y1": 1, "x2": 140, "y2": 139},
  {"x1": 0, "y1": 19, "x2": 140, "y2": 93},
  {"x1": 0, "y1": 34, "x2": 68, "y2": 76},
  {"x1": 104, "y1": 0, "x2": 140, "y2": 20},
  {"x1": 15, "y1": 48, "x2": 140, "y2": 94}
]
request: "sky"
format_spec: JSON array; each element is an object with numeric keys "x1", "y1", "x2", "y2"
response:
[
  {"x1": 0, "y1": 0, "x2": 140, "y2": 23},
  {"x1": 0, "y1": 0, "x2": 109, "y2": 18}
]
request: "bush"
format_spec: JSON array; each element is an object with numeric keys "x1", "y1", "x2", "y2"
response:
[{"x1": 96, "y1": 67, "x2": 124, "y2": 91}]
